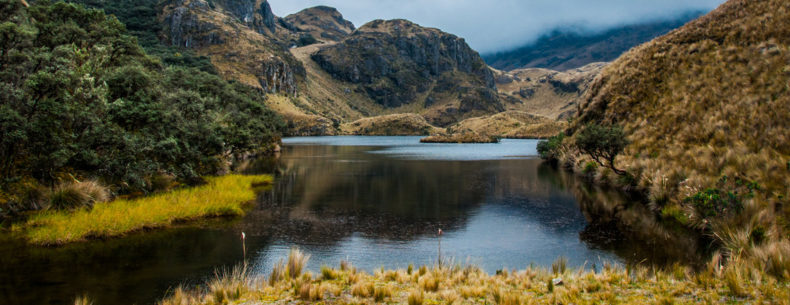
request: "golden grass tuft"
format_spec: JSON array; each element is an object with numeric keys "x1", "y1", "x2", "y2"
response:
[
  {"x1": 73, "y1": 295, "x2": 92, "y2": 305},
  {"x1": 22, "y1": 175, "x2": 271, "y2": 245},
  {"x1": 407, "y1": 289, "x2": 424, "y2": 305},
  {"x1": 287, "y1": 248, "x2": 310, "y2": 279},
  {"x1": 158, "y1": 254, "x2": 790, "y2": 305}
]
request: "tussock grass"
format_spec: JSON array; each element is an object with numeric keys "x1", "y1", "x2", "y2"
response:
[
  {"x1": 560, "y1": 0, "x2": 790, "y2": 277},
  {"x1": 157, "y1": 249, "x2": 790, "y2": 305},
  {"x1": 20, "y1": 175, "x2": 271, "y2": 245},
  {"x1": 48, "y1": 180, "x2": 110, "y2": 211}
]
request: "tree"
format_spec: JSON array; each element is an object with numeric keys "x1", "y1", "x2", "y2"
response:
[{"x1": 575, "y1": 123, "x2": 629, "y2": 175}]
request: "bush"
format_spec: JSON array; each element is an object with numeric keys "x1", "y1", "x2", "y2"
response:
[
  {"x1": 575, "y1": 124, "x2": 629, "y2": 175},
  {"x1": 536, "y1": 133, "x2": 565, "y2": 161}
]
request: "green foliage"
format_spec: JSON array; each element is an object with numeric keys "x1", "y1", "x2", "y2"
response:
[
  {"x1": 575, "y1": 124, "x2": 629, "y2": 175},
  {"x1": 684, "y1": 176, "x2": 757, "y2": 219},
  {"x1": 536, "y1": 133, "x2": 565, "y2": 161},
  {"x1": 67, "y1": 0, "x2": 216, "y2": 72},
  {"x1": 583, "y1": 161, "x2": 598, "y2": 174},
  {"x1": 0, "y1": 1, "x2": 282, "y2": 195}
]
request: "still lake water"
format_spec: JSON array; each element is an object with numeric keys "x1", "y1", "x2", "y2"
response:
[{"x1": 0, "y1": 136, "x2": 702, "y2": 305}]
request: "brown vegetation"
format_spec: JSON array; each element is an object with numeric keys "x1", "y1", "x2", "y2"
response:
[{"x1": 559, "y1": 0, "x2": 790, "y2": 276}]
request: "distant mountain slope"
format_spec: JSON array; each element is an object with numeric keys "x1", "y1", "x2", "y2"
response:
[{"x1": 484, "y1": 12, "x2": 703, "y2": 71}]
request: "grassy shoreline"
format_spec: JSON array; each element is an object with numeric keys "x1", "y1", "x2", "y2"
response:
[
  {"x1": 154, "y1": 249, "x2": 789, "y2": 305},
  {"x1": 16, "y1": 175, "x2": 271, "y2": 246}
]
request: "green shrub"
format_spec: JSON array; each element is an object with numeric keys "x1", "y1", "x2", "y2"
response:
[
  {"x1": 685, "y1": 188, "x2": 743, "y2": 218},
  {"x1": 583, "y1": 161, "x2": 598, "y2": 174},
  {"x1": 537, "y1": 133, "x2": 565, "y2": 161},
  {"x1": 575, "y1": 124, "x2": 629, "y2": 175}
]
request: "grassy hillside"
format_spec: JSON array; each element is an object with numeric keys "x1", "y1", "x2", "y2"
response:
[{"x1": 559, "y1": 0, "x2": 790, "y2": 275}]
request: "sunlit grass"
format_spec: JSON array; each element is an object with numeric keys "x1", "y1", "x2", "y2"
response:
[
  {"x1": 157, "y1": 249, "x2": 790, "y2": 305},
  {"x1": 20, "y1": 175, "x2": 271, "y2": 245}
]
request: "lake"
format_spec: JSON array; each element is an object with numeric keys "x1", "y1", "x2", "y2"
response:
[{"x1": 0, "y1": 136, "x2": 703, "y2": 305}]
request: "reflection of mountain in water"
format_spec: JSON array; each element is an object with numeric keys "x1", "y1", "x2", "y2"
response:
[
  {"x1": 536, "y1": 163, "x2": 709, "y2": 267},
  {"x1": 238, "y1": 144, "x2": 588, "y2": 244}
]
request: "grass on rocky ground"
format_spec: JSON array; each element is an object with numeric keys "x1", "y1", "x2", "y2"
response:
[
  {"x1": 152, "y1": 249, "x2": 790, "y2": 305},
  {"x1": 17, "y1": 175, "x2": 271, "y2": 246}
]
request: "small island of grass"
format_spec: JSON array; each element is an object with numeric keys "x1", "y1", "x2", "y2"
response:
[
  {"x1": 17, "y1": 175, "x2": 271, "y2": 246},
  {"x1": 420, "y1": 132, "x2": 499, "y2": 144}
]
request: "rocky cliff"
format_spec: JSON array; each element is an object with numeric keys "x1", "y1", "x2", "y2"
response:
[
  {"x1": 311, "y1": 19, "x2": 502, "y2": 126},
  {"x1": 160, "y1": 0, "x2": 303, "y2": 95}
]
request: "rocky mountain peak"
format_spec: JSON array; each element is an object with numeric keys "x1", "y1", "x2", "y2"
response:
[{"x1": 284, "y1": 5, "x2": 355, "y2": 42}]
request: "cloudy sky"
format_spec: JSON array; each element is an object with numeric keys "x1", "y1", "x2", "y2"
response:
[{"x1": 268, "y1": 0, "x2": 725, "y2": 53}]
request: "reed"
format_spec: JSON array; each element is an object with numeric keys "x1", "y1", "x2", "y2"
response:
[{"x1": 21, "y1": 175, "x2": 271, "y2": 245}]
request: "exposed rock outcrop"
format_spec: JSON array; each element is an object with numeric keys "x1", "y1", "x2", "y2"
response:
[
  {"x1": 284, "y1": 6, "x2": 355, "y2": 42},
  {"x1": 311, "y1": 19, "x2": 501, "y2": 126},
  {"x1": 160, "y1": 0, "x2": 304, "y2": 95}
]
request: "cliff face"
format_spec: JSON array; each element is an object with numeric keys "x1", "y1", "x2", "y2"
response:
[
  {"x1": 284, "y1": 6, "x2": 355, "y2": 42},
  {"x1": 161, "y1": 0, "x2": 302, "y2": 95},
  {"x1": 311, "y1": 19, "x2": 501, "y2": 126}
]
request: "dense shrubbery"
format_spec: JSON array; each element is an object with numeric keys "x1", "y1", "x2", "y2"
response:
[
  {"x1": 0, "y1": 0, "x2": 283, "y2": 210},
  {"x1": 68, "y1": 0, "x2": 216, "y2": 72}
]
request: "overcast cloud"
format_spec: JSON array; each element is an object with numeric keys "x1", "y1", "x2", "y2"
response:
[{"x1": 268, "y1": 0, "x2": 725, "y2": 53}]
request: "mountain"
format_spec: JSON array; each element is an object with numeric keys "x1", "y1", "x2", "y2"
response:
[
  {"x1": 484, "y1": 12, "x2": 703, "y2": 71},
  {"x1": 565, "y1": 0, "x2": 790, "y2": 259},
  {"x1": 66, "y1": 0, "x2": 584, "y2": 136},
  {"x1": 311, "y1": 19, "x2": 502, "y2": 127},
  {"x1": 494, "y1": 62, "x2": 606, "y2": 120},
  {"x1": 284, "y1": 6, "x2": 355, "y2": 43}
]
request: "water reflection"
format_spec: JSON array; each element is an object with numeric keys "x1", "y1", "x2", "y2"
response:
[{"x1": 0, "y1": 137, "x2": 704, "y2": 305}]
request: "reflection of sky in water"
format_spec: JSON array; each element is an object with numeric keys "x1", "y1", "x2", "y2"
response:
[
  {"x1": 284, "y1": 136, "x2": 539, "y2": 160},
  {"x1": 254, "y1": 136, "x2": 619, "y2": 274},
  {"x1": 252, "y1": 202, "x2": 618, "y2": 275}
]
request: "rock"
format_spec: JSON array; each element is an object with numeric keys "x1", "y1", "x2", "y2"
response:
[
  {"x1": 284, "y1": 6, "x2": 356, "y2": 42},
  {"x1": 552, "y1": 278, "x2": 564, "y2": 286},
  {"x1": 311, "y1": 19, "x2": 500, "y2": 122}
]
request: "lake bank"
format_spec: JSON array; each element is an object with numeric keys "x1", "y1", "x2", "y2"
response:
[
  {"x1": 13, "y1": 175, "x2": 271, "y2": 246},
  {"x1": 157, "y1": 249, "x2": 789, "y2": 305}
]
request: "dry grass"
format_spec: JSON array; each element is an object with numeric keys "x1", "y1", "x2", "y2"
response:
[
  {"x1": 156, "y1": 248, "x2": 790, "y2": 305},
  {"x1": 18, "y1": 175, "x2": 271, "y2": 245},
  {"x1": 561, "y1": 0, "x2": 790, "y2": 276},
  {"x1": 449, "y1": 111, "x2": 567, "y2": 139},
  {"x1": 48, "y1": 180, "x2": 109, "y2": 211},
  {"x1": 420, "y1": 131, "x2": 499, "y2": 143},
  {"x1": 341, "y1": 113, "x2": 444, "y2": 136}
]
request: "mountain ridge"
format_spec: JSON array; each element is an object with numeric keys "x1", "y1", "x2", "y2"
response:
[{"x1": 484, "y1": 12, "x2": 704, "y2": 71}]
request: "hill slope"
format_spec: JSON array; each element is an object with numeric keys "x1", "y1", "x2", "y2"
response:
[
  {"x1": 565, "y1": 0, "x2": 790, "y2": 265},
  {"x1": 484, "y1": 12, "x2": 702, "y2": 71}
]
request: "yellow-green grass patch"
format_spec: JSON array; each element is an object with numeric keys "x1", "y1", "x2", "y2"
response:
[{"x1": 20, "y1": 175, "x2": 271, "y2": 246}]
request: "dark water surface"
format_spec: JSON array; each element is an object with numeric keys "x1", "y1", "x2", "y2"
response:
[{"x1": 0, "y1": 136, "x2": 703, "y2": 305}]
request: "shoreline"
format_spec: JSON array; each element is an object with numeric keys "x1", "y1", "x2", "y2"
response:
[{"x1": 13, "y1": 175, "x2": 271, "y2": 246}]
